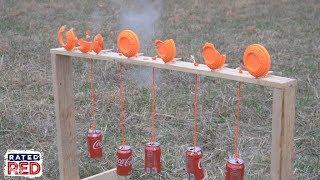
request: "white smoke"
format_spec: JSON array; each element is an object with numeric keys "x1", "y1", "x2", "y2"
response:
[
  {"x1": 118, "y1": 0, "x2": 163, "y2": 52},
  {"x1": 111, "y1": 0, "x2": 163, "y2": 88},
  {"x1": 89, "y1": 7, "x2": 103, "y2": 34}
]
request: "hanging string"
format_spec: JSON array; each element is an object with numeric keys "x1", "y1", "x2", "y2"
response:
[
  {"x1": 193, "y1": 74, "x2": 200, "y2": 147},
  {"x1": 118, "y1": 63, "x2": 126, "y2": 145},
  {"x1": 150, "y1": 67, "x2": 157, "y2": 143},
  {"x1": 234, "y1": 82, "x2": 242, "y2": 159},
  {"x1": 88, "y1": 59, "x2": 97, "y2": 130}
]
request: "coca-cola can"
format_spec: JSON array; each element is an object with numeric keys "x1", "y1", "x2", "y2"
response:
[
  {"x1": 116, "y1": 145, "x2": 133, "y2": 176},
  {"x1": 185, "y1": 146, "x2": 204, "y2": 180},
  {"x1": 87, "y1": 129, "x2": 103, "y2": 159},
  {"x1": 144, "y1": 142, "x2": 161, "y2": 174},
  {"x1": 225, "y1": 157, "x2": 244, "y2": 180}
]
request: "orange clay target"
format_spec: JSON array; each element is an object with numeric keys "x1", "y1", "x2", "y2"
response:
[
  {"x1": 117, "y1": 30, "x2": 140, "y2": 57},
  {"x1": 243, "y1": 44, "x2": 271, "y2": 78},
  {"x1": 155, "y1": 39, "x2": 176, "y2": 63},
  {"x1": 202, "y1": 42, "x2": 226, "y2": 70},
  {"x1": 78, "y1": 38, "x2": 92, "y2": 53},
  {"x1": 57, "y1": 26, "x2": 78, "y2": 51},
  {"x1": 92, "y1": 34, "x2": 104, "y2": 54}
]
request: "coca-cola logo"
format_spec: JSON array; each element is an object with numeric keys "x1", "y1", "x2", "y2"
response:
[
  {"x1": 198, "y1": 159, "x2": 203, "y2": 170},
  {"x1": 186, "y1": 157, "x2": 203, "y2": 171},
  {"x1": 93, "y1": 140, "x2": 102, "y2": 149},
  {"x1": 117, "y1": 156, "x2": 133, "y2": 167}
]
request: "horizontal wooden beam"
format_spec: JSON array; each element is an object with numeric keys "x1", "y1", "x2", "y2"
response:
[
  {"x1": 82, "y1": 168, "x2": 129, "y2": 180},
  {"x1": 50, "y1": 48, "x2": 296, "y2": 89}
]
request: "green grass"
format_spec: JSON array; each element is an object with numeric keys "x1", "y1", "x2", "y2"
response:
[{"x1": 0, "y1": 0, "x2": 319, "y2": 179}]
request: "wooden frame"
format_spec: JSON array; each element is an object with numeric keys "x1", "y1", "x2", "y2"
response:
[{"x1": 51, "y1": 48, "x2": 297, "y2": 180}]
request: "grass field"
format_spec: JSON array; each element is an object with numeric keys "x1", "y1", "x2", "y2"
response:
[{"x1": 0, "y1": 0, "x2": 319, "y2": 179}]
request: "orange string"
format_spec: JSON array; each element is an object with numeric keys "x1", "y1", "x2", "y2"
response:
[
  {"x1": 234, "y1": 82, "x2": 242, "y2": 158},
  {"x1": 88, "y1": 59, "x2": 97, "y2": 130},
  {"x1": 150, "y1": 67, "x2": 157, "y2": 143},
  {"x1": 193, "y1": 74, "x2": 200, "y2": 147},
  {"x1": 118, "y1": 63, "x2": 126, "y2": 145}
]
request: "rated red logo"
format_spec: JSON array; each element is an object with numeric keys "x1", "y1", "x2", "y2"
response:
[{"x1": 4, "y1": 150, "x2": 43, "y2": 178}]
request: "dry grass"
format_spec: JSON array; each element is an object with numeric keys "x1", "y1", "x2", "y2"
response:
[{"x1": 0, "y1": 0, "x2": 319, "y2": 179}]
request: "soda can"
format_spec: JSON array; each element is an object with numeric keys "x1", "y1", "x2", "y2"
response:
[
  {"x1": 185, "y1": 146, "x2": 204, "y2": 180},
  {"x1": 116, "y1": 145, "x2": 133, "y2": 176},
  {"x1": 225, "y1": 157, "x2": 244, "y2": 180},
  {"x1": 87, "y1": 129, "x2": 103, "y2": 159},
  {"x1": 144, "y1": 142, "x2": 161, "y2": 174}
]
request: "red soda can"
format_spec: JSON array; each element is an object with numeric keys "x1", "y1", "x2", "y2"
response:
[
  {"x1": 144, "y1": 142, "x2": 161, "y2": 174},
  {"x1": 87, "y1": 129, "x2": 103, "y2": 158},
  {"x1": 185, "y1": 146, "x2": 205, "y2": 180},
  {"x1": 225, "y1": 157, "x2": 244, "y2": 180},
  {"x1": 116, "y1": 145, "x2": 133, "y2": 176}
]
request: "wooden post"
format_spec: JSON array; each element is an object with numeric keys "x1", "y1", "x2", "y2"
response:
[
  {"x1": 52, "y1": 54, "x2": 80, "y2": 180},
  {"x1": 271, "y1": 84, "x2": 296, "y2": 180},
  {"x1": 271, "y1": 88, "x2": 283, "y2": 180}
]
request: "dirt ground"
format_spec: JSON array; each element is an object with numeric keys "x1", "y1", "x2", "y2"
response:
[{"x1": 0, "y1": 0, "x2": 319, "y2": 179}]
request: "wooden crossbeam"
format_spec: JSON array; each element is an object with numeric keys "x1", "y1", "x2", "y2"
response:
[{"x1": 51, "y1": 48, "x2": 296, "y2": 89}]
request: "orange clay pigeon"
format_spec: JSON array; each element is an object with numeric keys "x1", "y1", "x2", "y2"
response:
[
  {"x1": 202, "y1": 42, "x2": 226, "y2": 70},
  {"x1": 243, "y1": 44, "x2": 271, "y2": 78},
  {"x1": 117, "y1": 30, "x2": 140, "y2": 57},
  {"x1": 57, "y1": 25, "x2": 78, "y2": 51},
  {"x1": 78, "y1": 31, "x2": 92, "y2": 53},
  {"x1": 92, "y1": 34, "x2": 104, "y2": 54},
  {"x1": 155, "y1": 39, "x2": 176, "y2": 63}
]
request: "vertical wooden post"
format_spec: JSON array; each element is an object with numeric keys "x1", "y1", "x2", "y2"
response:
[
  {"x1": 271, "y1": 83, "x2": 296, "y2": 180},
  {"x1": 280, "y1": 85, "x2": 296, "y2": 179},
  {"x1": 52, "y1": 54, "x2": 80, "y2": 180},
  {"x1": 271, "y1": 88, "x2": 283, "y2": 180}
]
